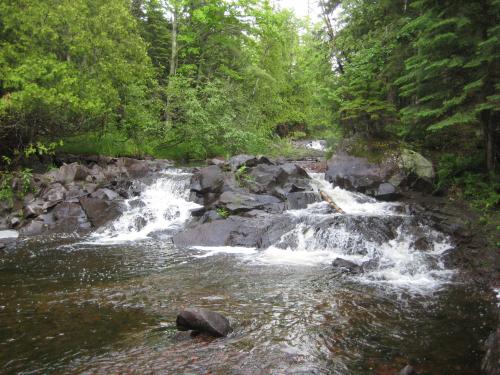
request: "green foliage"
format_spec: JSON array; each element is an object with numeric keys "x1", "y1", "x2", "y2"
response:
[
  {"x1": 234, "y1": 165, "x2": 256, "y2": 187},
  {"x1": 0, "y1": 0, "x2": 157, "y2": 152},
  {"x1": 0, "y1": 168, "x2": 34, "y2": 205},
  {"x1": 216, "y1": 207, "x2": 230, "y2": 219},
  {"x1": 436, "y1": 153, "x2": 499, "y2": 212}
]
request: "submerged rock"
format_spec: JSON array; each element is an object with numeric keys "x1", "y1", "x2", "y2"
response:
[
  {"x1": 482, "y1": 325, "x2": 500, "y2": 375},
  {"x1": 332, "y1": 258, "x2": 363, "y2": 274},
  {"x1": 396, "y1": 365, "x2": 418, "y2": 375},
  {"x1": 176, "y1": 308, "x2": 232, "y2": 337}
]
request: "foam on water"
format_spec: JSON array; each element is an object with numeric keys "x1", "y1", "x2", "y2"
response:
[
  {"x1": 90, "y1": 169, "x2": 201, "y2": 244},
  {"x1": 308, "y1": 173, "x2": 401, "y2": 216}
]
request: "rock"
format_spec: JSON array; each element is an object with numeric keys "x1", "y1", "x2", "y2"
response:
[
  {"x1": 23, "y1": 199, "x2": 45, "y2": 218},
  {"x1": 116, "y1": 157, "x2": 150, "y2": 178},
  {"x1": 229, "y1": 154, "x2": 274, "y2": 171},
  {"x1": 190, "y1": 165, "x2": 225, "y2": 194},
  {"x1": 326, "y1": 149, "x2": 435, "y2": 198},
  {"x1": 207, "y1": 158, "x2": 226, "y2": 166},
  {"x1": 326, "y1": 153, "x2": 387, "y2": 193},
  {"x1": 285, "y1": 191, "x2": 320, "y2": 210},
  {"x1": 482, "y1": 325, "x2": 500, "y2": 375},
  {"x1": 396, "y1": 365, "x2": 417, "y2": 375},
  {"x1": 218, "y1": 191, "x2": 284, "y2": 213},
  {"x1": 10, "y1": 216, "x2": 21, "y2": 228},
  {"x1": 332, "y1": 258, "x2": 363, "y2": 274},
  {"x1": 19, "y1": 219, "x2": 45, "y2": 236},
  {"x1": 176, "y1": 308, "x2": 232, "y2": 337},
  {"x1": 228, "y1": 154, "x2": 255, "y2": 170},
  {"x1": 42, "y1": 183, "x2": 67, "y2": 202},
  {"x1": 79, "y1": 197, "x2": 122, "y2": 229},
  {"x1": 91, "y1": 188, "x2": 120, "y2": 201},
  {"x1": 372, "y1": 182, "x2": 399, "y2": 201},
  {"x1": 52, "y1": 202, "x2": 90, "y2": 228},
  {"x1": 56, "y1": 163, "x2": 89, "y2": 185},
  {"x1": 173, "y1": 214, "x2": 292, "y2": 248},
  {"x1": 412, "y1": 236, "x2": 431, "y2": 251},
  {"x1": 400, "y1": 149, "x2": 435, "y2": 180},
  {"x1": 248, "y1": 163, "x2": 311, "y2": 194}
]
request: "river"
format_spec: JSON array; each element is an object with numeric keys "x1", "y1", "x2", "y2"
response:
[{"x1": 0, "y1": 169, "x2": 495, "y2": 374}]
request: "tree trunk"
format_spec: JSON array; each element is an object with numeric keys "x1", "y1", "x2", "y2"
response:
[
  {"x1": 169, "y1": 5, "x2": 178, "y2": 77},
  {"x1": 484, "y1": 111, "x2": 497, "y2": 172}
]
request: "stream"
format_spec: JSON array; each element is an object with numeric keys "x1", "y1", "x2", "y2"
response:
[{"x1": 0, "y1": 169, "x2": 495, "y2": 374}]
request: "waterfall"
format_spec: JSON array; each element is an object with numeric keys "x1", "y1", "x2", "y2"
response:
[
  {"x1": 90, "y1": 169, "x2": 201, "y2": 244},
  {"x1": 87, "y1": 167, "x2": 454, "y2": 291},
  {"x1": 255, "y1": 173, "x2": 454, "y2": 291}
]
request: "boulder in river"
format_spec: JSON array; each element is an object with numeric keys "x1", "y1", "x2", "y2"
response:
[
  {"x1": 396, "y1": 364, "x2": 418, "y2": 375},
  {"x1": 79, "y1": 197, "x2": 122, "y2": 229},
  {"x1": 176, "y1": 308, "x2": 232, "y2": 337},
  {"x1": 332, "y1": 258, "x2": 363, "y2": 274}
]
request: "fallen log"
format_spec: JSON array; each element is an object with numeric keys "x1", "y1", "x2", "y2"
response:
[{"x1": 320, "y1": 190, "x2": 345, "y2": 214}]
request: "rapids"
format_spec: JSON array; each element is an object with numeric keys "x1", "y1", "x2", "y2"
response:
[{"x1": 0, "y1": 168, "x2": 495, "y2": 374}]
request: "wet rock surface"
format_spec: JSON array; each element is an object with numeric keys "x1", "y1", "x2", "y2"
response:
[{"x1": 176, "y1": 308, "x2": 232, "y2": 337}]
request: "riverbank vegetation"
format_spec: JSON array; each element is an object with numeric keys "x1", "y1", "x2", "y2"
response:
[{"x1": 0, "y1": 0, "x2": 498, "y2": 214}]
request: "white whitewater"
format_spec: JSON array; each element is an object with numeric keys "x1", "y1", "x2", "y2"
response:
[
  {"x1": 90, "y1": 169, "x2": 201, "y2": 244},
  {"x1": 194, "y1": 172, "x2": 454, "y2": 292},
  {"x1": 88, "y1": 166, "x2": 453, "y2": 292}
]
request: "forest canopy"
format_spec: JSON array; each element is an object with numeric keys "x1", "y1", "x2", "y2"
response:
[{"x1": 0, "y1": 0, "x2": 498, "y2": 173}]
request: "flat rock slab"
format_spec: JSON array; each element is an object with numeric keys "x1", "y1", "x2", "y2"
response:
[{"x1": 176, "y1": 308, "x2": 232, "y2": 337}]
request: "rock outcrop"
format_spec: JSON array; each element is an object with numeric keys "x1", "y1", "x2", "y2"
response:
[
  {"x1": 326, "y1": 149, "x2": 435, "y2": 200},
  {"x1": 0, "y1": 156, "x2": 172, "y2": 237}
]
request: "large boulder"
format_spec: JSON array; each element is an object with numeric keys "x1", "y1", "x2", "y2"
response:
[
  {"x1": 50, "y1": 202, "x2": 91, "y2": 233},
  {"x1": 248, "y1": 163, "x2": 311, "y2": 195},
  {"x1": 176, "y1": 308, "x2": 232, "y2": 337},
  {"x1": 172, "y1": 214, "x2": 292, "y2": 248},
  {"x1": 284, "y1": 191, "x2": 320, "y2": 210},
  {"x1": 326, "y1": 153, "x2": 389, "y2": 193},
  {"x1": 190, "y1": 165, "x2": 225, "y2": 194},
  {"x1": 79, "y1": 197, "x2": 122, "y2": 229},
  {"x1": 55, "y1": 163, "x2": 89, "y2": 185},
  {"x1": 332, "y1": 258, "x2": 363, "y2": 274},
  {"x1": 91, "y1": 188, "x2": 120, "y2": 201},
  {"x1": 228, "y1": 154, "x2": 273, "y2": 171},
  {"x1": 116, "y1": 157, "x2": 150, "y2": 178},
  {"x1": 218, "y1": 191, "x2": 284, "y2": 213},
  {"x1": 326, "y1": 149, "x2": 435, "y2": 199}
]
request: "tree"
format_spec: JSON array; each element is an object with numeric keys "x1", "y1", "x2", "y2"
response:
[
  {"x1": 397, "y1": 0, "x2": 499, "y2": 171},
  {"x1": 0, "y1": 0, "x2": 157, "y2": 153}
]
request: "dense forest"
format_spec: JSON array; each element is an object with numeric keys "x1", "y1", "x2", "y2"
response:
[{"x1": 0, "y1": 0, "x2": 499, "y2": 212}]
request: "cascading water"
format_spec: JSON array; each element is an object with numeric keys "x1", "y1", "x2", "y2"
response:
[
  {"x1": 88, "y1": 166, "x2": 453, "y2": 292},
  {"x1": 193, "y1": 172, "x2": 454, "y2": 292},
  {"x1": 257, "y1": 173, "x2": 453, "y2": 291},
  {"x1": 90, "y1": 169, "x2": 201, "y2": 244}
]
